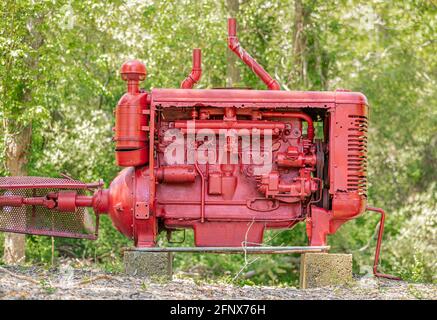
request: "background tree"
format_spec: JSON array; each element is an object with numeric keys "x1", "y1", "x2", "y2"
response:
[
  {"x1": 226, "y1": 0, "x2": 241, "y2": 87},
  {"x1": 0, "y1": 1, "x2": 55, "y2": 264}
]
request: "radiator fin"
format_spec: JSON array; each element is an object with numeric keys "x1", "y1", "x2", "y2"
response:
[{"x1": 347, "y1": 115, "x2": 368, "y2": 196}]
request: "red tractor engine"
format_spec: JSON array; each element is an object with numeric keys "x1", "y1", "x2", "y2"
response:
[{"x1": 0, "y1": 19, "x2": 396, "y2": 279}]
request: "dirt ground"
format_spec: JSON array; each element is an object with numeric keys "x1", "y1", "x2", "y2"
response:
[{"x1": 0, "y1": 264, "x2": 436, "y2": 300}]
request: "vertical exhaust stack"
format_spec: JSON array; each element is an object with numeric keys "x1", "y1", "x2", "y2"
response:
[
  {"x1": 227, "y1": 18, "x2": 280, "y2": 90},
  {"x1": 181, "y1": 48, "x2": 202, "y2": 89}
]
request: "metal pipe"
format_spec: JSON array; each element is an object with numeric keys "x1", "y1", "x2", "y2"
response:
[
  {"x1": 194, "y1": 163, "x2": 206, "y2": 223},
  {"x1": 366, "y1": 206, "x2": 401, "y2": 280},
  {"x1": 0, "y1": 195, "x2": 24, "y2": 207},
  {"x1": 0, "y1": 195, "x2": 57, "y2": 209},
  {"x1": 125, "y1": 245, "x2": 330, "y2": 254},
  {"x1": 75, "y1": 195, "x2": 94, "y2": 207},
  {"x1": 149, "y1": 104, "x2": 156, "y2": 211},
  {"x1": 227, "y1": 18, "x2": 280, "y2": 90},
  {"x1": 174, "y1": 119, "x2": 285, "y2": 132},
  {"x1": 156, "y1": 165, "x2": 197, "y2": 183},
  {"x1": 260, "y1": 111, "x2": 315, "y2": 141},
  {"x1": 181, "y1": 48, "x2": 202, "y2": 89}
]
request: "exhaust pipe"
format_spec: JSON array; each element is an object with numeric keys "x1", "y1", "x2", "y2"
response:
[
  {"x1": 227, "y1": 18, "x2": 280, "y2": 90},
  {"x1": 181, "y1": 48, "x2": 202, "y2": 89}
]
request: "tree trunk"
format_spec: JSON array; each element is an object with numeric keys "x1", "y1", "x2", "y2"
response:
[
  {"x1": 226, "y1": 0, "x2": 241, "y2": 87},
  {"x1": 290, "y1": 0, "x2": 308, "y2": 88},
  {"x1": 2, "y1": 15, "x2": 42, "y2": 265},
  {"x1": 3, "y1": 124, "x2": 32, "y2": 265}
]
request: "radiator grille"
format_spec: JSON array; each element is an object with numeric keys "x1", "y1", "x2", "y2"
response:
[{"x1": 347, "y1": 115, "x2": 368, "y2": 196}]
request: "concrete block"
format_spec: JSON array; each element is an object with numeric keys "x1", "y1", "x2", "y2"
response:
[
  {"x1": 124, "y1": 250, "x2": 173, "y2": 279},
  {"x1": 300, "y1": 253, "x2": 352, "y2": 289}
]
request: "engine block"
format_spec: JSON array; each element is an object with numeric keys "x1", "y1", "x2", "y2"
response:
[{"x1": 107, "y1": 85, "x2": 368, "y2": 248}]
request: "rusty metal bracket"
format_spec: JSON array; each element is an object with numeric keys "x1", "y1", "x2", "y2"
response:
[
  {"x1": 366, "y1": 206, "x2": 401, "y2": 280},
  {"x1": 167, "y1": 228, "x2": 186, "y2": 244}
]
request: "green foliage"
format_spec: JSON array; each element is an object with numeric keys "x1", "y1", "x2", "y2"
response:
[
  {"x1": 387, "y1": 184, "x2": 437, "y2": 283},
  {"x1": 0, "y1": 0, "x2": 436, "y2": 285}
]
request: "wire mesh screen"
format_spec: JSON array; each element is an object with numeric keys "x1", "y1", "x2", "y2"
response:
[
  {"x1": 0, "y1": 176, "x2": 89, "y2": 189},
  {"x1": 0, "y1": 177, "x2": 98, "y2": 240}
]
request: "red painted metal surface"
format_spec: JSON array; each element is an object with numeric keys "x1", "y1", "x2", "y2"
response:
[
  {"x1": 150, "y1": 88, "x2": 366, "y2": 108},
  {"x1": 0, "y1": 18, "x2": 398, "y2": 279},
  {"x1": 227, "y1": 18, "x2": 280, "y2": 90},
  {"x1": 181, "y1": 48, "x2": 202, "y2": 89},
  {"x1": 114, "y1": 60, "x2": 149, "y2": 167}
]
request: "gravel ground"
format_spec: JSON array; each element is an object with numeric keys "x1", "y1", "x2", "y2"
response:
[{"x1": 0, "y1": 264, "x2": 436, "y2": 300}]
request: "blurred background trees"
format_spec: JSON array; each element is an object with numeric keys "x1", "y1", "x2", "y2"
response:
[{"x1": 0, "y1": 0, "x2": 435, "y2": 284}]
